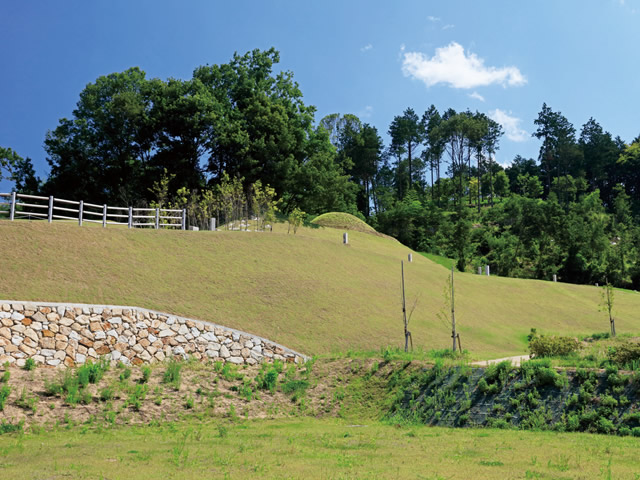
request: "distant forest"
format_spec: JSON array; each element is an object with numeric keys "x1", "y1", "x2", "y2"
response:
[{"x1": 2, "y1": 48, "x2": 640, "y2": 288}]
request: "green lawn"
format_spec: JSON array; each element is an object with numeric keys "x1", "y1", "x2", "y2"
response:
[
  {"x1": 0, "y1": 418, "x2": 637, "y2": 479},
  {"x1": 419, "y1": 251, "x2": 457, "y2": 271},
  {"x1": 2, "y1": 220, "x2": 640, "y2": 359}
]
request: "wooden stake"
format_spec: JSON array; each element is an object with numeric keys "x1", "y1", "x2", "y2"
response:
[
  {"x1": 451, "y1": 265, "x2": 457, "y2": 352},
  {"x1": 401, "y1": 261, "x2": 409, "y2": 352}
]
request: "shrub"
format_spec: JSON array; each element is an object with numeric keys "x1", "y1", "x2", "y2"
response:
[
  {"x1": 0, "y1": 421, "x2": 23, "y2": 435},
  {"x1": 1, "y1": 371, "x2": 9, "y2": 383},
  {"x1": 607, "y1": 342, "x2": 640, "y2": 368},
  {"x1": 632, "y1": 427, "x2": 640, "y2": 437},
  {"x1": 100, "y1": 386, "x2": 114, "y2": 402},
  {"x1": 119, "y1": 368, "x2": 132, "y2": 382},
  {"x1": 23, "y1": 358, "x2": 36, "y2": 371},
  {"x1": 529, "y1": 335, "x2": 581, "y2": 358},
  {"x1": 281, "y1": 379, "x2": 310, "y2": 401},
  {"x1": 162, "y1": 360, "x2": 182, "y2": 389},
  {"x1": 140, "y1": 366, "x2": 152, "y2": 384},
  {"x1": 78, "y1": 360, "x2": 108, "y2": 387},
  {"x1": 0, "y1": 385, "x2": 10, "y2": 411},
  {"x1": 127, "y1": 384, "x2": 148, "y2": 411}
]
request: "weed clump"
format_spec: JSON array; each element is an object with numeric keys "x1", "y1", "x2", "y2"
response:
[
  {"x1": 163, "y1": 359, "x2": 182, "y2": 389},
  {"x1": 23, "y1": 358, "x2": 36, "y2": 371}
]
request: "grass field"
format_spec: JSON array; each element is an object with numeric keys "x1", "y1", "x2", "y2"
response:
[
  {"x1": 0, "y1": 418, "x2": 637, "y2": 479},
  {"x1": 2, "y1": 220, "x2": 640, "y2": 359}
]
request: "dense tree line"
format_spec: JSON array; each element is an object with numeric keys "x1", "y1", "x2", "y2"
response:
[{"x1": 4, "y1": 49, "x2": 640, "y2": 288}]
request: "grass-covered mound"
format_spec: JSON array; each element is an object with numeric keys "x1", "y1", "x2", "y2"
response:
[
  {"x1": 3, "y1": 220, "x2": 640, "y2": 359},
  {"x1": 311, "y1": 212, "x2": 377, "y2": 234}
]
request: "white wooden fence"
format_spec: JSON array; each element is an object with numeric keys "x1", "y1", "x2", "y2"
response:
[{"x1": 0, "y1": 192, "x2": 186, "y2": 230}]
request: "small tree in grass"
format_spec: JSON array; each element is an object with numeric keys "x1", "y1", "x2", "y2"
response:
[
  {"x1": 287, "y1": 208, "x2": 305, "y2": 234},
  {"x1": 600, "y1": 279, "x2": 616, "y2": 337}
]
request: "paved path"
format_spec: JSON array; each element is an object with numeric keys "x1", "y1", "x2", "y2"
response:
[{"x1": 471, "y1": 355, "x2": 530, "y2": 367}]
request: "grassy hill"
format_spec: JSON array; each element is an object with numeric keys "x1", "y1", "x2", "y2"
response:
[{"x1": 1, "y1": 220, "x2": 640, "y2": 359}]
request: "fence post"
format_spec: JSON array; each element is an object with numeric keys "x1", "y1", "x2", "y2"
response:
[
  {"x1": 9, "y1": 192, "x2": 16, "y2": 221},
  {"x1": 182, "y1": 209, "x2": 186, "y2": 230},
  {"x1": 78, "y1": 201, "x2": 84, "y2": 226},
  {"x1": 102, "y1": 205, "x2": 107, "y2": 228},
  {"x1": 485, "y1": 265, "x2": 490, "y2": 276},
  {"x1": 48, "y1": 196, "x2": 54, "y2": 223},
  {"x1": 210, "y1": 217, "x2": 216, "y2": 231},
  {"x1": 128, "y1": 207, "x2": 133, "y2": 229},
  {"x1": 155, "y1": 208, "x2": 159, "y2": 229}
]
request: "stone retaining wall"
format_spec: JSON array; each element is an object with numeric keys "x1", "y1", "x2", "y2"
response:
[{"x1": 0, "y1": 301, "x2": 307, "y2": 368}]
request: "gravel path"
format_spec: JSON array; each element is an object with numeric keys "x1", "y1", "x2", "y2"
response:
[{"x1": 471, "y1": 354, "x2": 530, "y2": 367}]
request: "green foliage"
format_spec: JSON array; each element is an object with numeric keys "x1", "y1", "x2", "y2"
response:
[
  {"x1": 23, "y1": 358, "x2": 36, "y2": 371},
  {"x1": 0, "y1": 384, "x2": 10, "y2": 411},
  {"x1": 607, "y1": 342, "x2": 640, "y2": 368},
  {"x1": 163, "y1": 360, "x2": 182, "y2": 389},
  {"x1": 140, "y1": 366, "x2": 152, "y2": 384},
  {"x1": 126, "y1": 384, "x2": 148, "y2": 411},
  {"x1": 119, "y1": 368, "x2": 132, "y2": 382},
  {"x1": 529, "y1": 334, "x2": 581, "y2": 358},
  {"x1": 287, "y1": 208, "x2": 305, "y2": 234}
]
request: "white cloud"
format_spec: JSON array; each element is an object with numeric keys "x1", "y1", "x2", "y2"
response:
[
  {"x1": 427, "y1": 15, "x2": 441, "y2": 22},
  {"x1": 442, "y1": 24, "x2": 455, "y2": 30},
  {"x1": 489, "y1": 109, "x2": 528, "y2": 142},
  {"x1": 468, "y1": 91, "x2": 485, "y2": 102},
  {"x1": 401, "y1": 42, "x2": 526, "y2": 89},
  {"x1": 359, "y1": 105, "x2": 374, "y2": 119},
  {"x1": 360, "y1": 44, "x2": 373, "y2": 52}
]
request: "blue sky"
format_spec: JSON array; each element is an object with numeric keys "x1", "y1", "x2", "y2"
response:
[{"x1": 1, "y1": 0, "x2": 639, "y2": 191}]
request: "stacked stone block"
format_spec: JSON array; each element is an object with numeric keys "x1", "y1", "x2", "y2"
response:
[{"x1": 0, "y1": 302, "x2": 306, "y2": 368}]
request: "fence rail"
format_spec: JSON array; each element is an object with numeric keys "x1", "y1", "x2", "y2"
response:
[{"x1": 0, "y1": 193, "x2": 186, "y2": 230}]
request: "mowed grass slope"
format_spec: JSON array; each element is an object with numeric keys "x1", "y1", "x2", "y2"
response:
[{"x1": 1, "y1": 220, "x2": 640, "y2": 358}]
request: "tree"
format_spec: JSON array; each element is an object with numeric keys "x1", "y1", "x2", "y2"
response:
[
  {"x1": 517, "y1": 173, "x2": 543, "y2": 199},
  {"x1": 0, "y1": 146, "x2": 22, "y2": 181},
  {"x1": 11, "y1": 157, "x2": 41, "y2": 194},
  {"x1": 600, "y1": 280, "x2": 616, "y2": 337},
  {"x1": 44, "y1": 67, "x2": 153, "y2": 203},
  {"x1": 533, "y1": 103, "x2": 579, "y2": 196},
  {"x1": 197, "y1": 48, "x2": 316, "y2": 200},
  {"x1": 422, "y1": 105, "x2": 445, "y2": 205},
  {"x1": 388, "y1": 108, "x2": 425, "y2": 192}
]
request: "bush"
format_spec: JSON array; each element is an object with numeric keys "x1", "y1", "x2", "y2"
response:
[
  {"x1": 529, "y1": 335, "x2": 581, "y2": 358},
  {"x1": 140, "y1": 366, "x2": 152, "y2": 384},
  {"x1": 23, "y1": 358, "x2": 36, "y2": 371},
  {"x1": 607, "y1": 342, "x2": 640, "y2": 368},
  {"x1": 0, "y1": 421, "x2": 23, "y2": 435},
  {"x1": 162, "y1": 360, "x2": 182, "y2": 389},
  {"x1": 0, "y1": 385, "x2": 10, "y2": 411}
]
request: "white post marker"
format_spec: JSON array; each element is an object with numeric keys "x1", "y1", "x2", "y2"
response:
[
  {"x1": 210, "y1": 217, "x2": 216, "y2": 231},
  {"x1": 478, "y1": 266, "x2": 482, "y2": 275},
  {"x1": 9, "y1": 191, "x2": 16, "y2": 221},
  {"x1": 408, "y1": 253, "x2": 413, "y2": 262},
  {"x1": 78, "y1": 200, "x2": 84, "y2": 226},
  {"x1": 48, "y1": 196, "x2": 54, "y2": 223},
  {"x1": 553, "y1": 274, "x2": 557, "y2": 282},
  {"x1": 343, "y1": 232, "x2": 348, "y2": 244},
  {"x1": 102, "y1": 204, "x2": 107, "y2": 228},
  {"x1": 485, "y1": 265, "x2": 490, "y2": 276}
]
